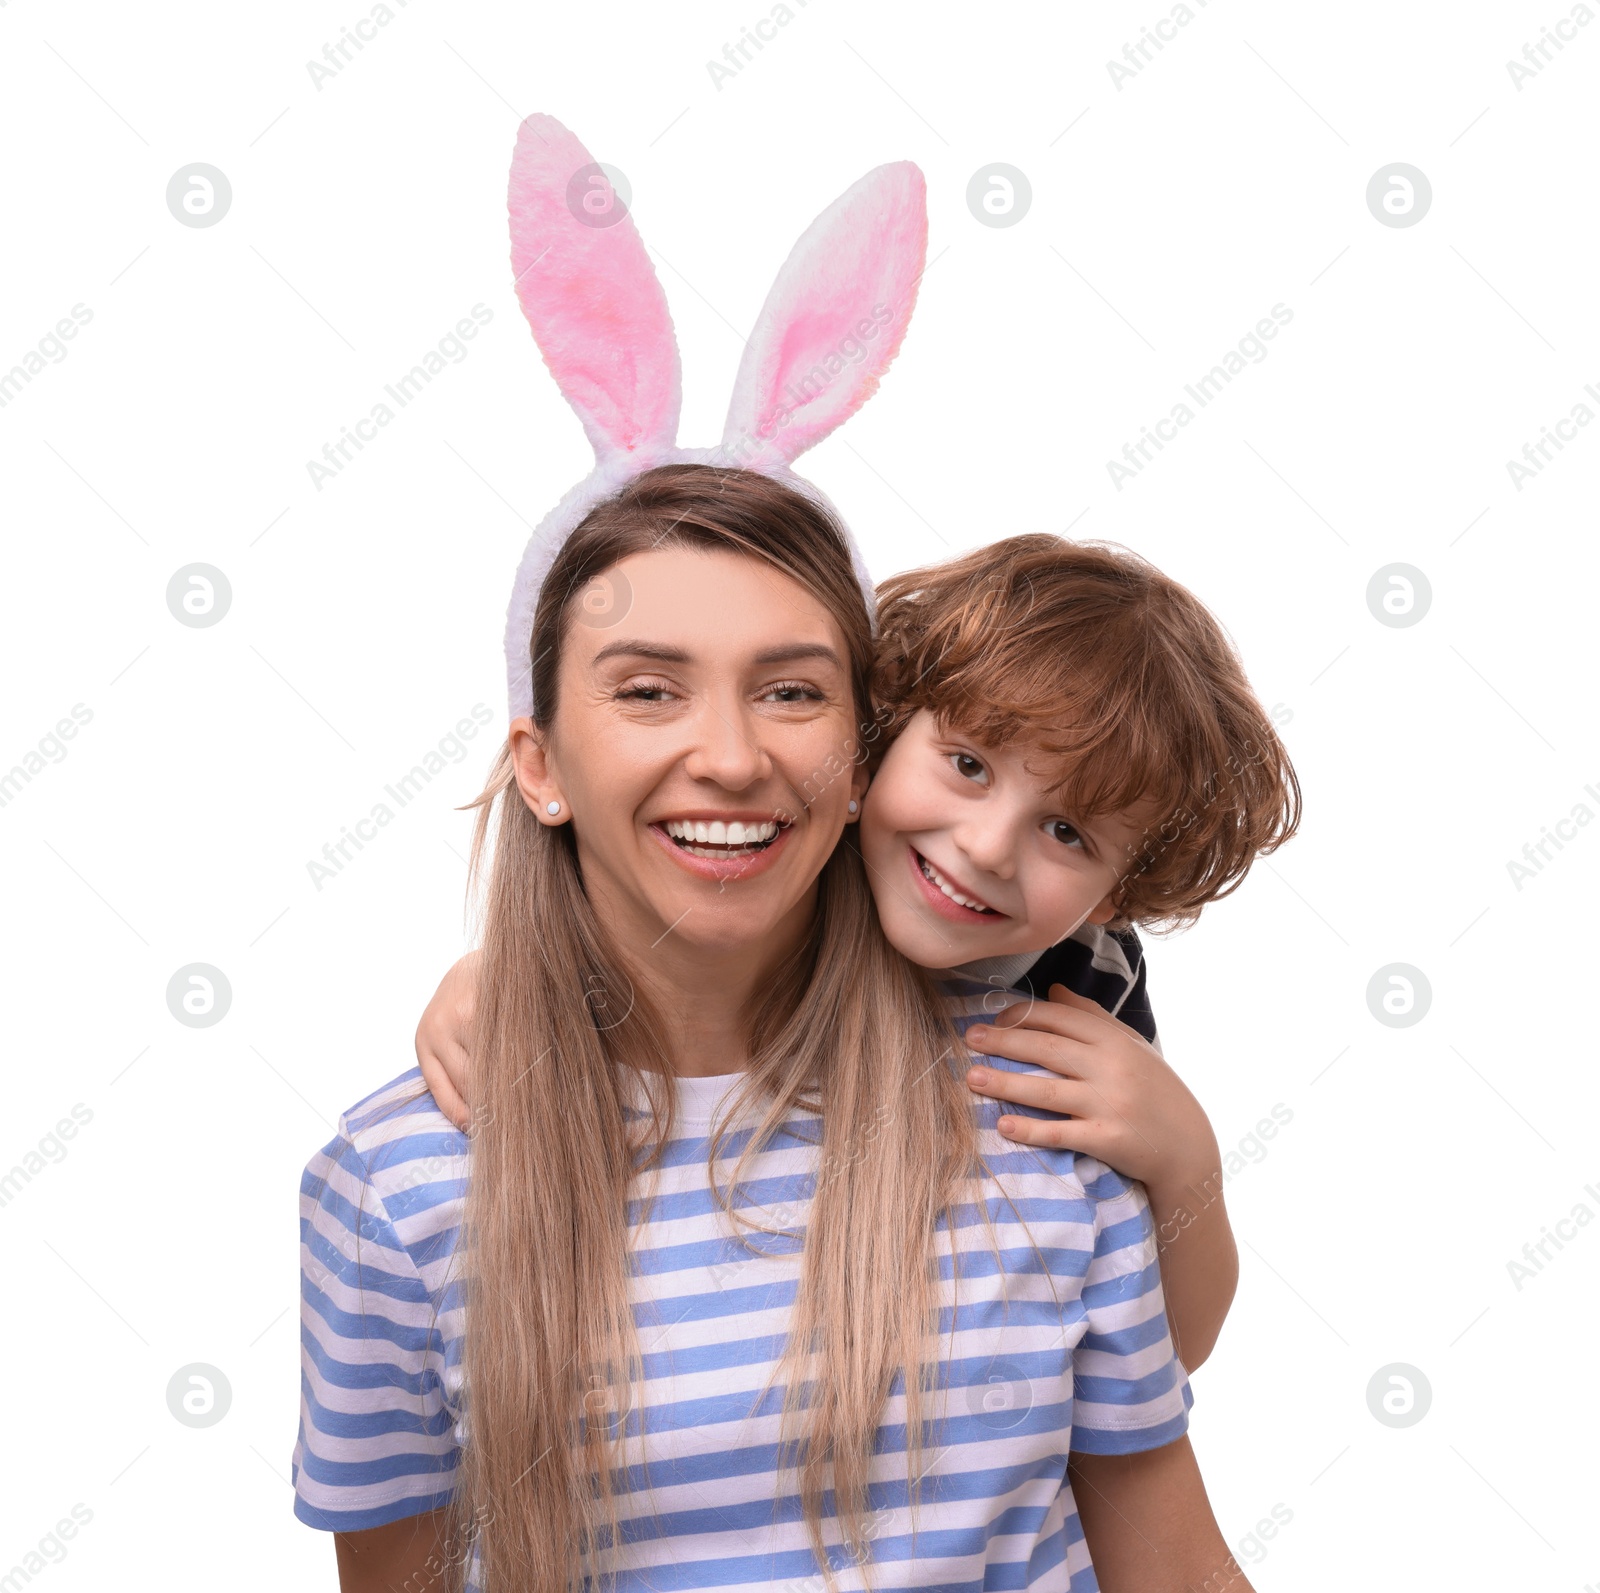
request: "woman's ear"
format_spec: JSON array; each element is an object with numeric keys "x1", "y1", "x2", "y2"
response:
[
  {"x1": 509, "y1": 717, "x2": 569, "y2": 825},
  {"x1": 847, "y1": 763, "x2": 870, "y2": 822}
]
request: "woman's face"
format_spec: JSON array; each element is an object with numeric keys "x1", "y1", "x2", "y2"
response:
[{"x1": 514, "y1": 545, "x2": 867, "y2": 965}]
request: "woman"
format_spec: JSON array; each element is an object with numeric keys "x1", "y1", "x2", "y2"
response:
[{"x1": 293, "y1": 465, "x2": 1247, "y2": 1592}]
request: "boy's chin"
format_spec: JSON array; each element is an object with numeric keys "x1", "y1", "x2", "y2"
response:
[{"x1": 887, "y1": 916, "x2": 1015, "y2": 972}]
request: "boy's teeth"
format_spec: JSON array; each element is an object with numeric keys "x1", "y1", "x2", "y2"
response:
[
  {"x1": 664, "y1": 818, "x2": 778, "y2": 851},
  {"x1": 919, "y1": 853, "x2": 992, "y2": 912}
]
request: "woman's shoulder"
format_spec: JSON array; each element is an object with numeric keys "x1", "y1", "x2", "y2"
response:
[
  {"x1": 295, "y1": 1068, "x2": 467, "y2": 1535},
  {"x1": 300, "y1": 1067, "x2": 470, "y2": 1286},
  {"x1": 335, "y1": 1066, "x2": 466, "y2": 1169}
]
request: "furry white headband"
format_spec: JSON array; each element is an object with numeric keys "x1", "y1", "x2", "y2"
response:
[{"x1": 501, "y1": 113, "x2": 928, "y2": 721}]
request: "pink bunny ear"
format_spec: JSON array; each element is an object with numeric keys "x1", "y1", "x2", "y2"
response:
[
  {"x1": 719, "y1": 162, "x2": 926, "y2": 472},
  {"x1": 508, "y1": 113, "x2": 681, "y2": 464}
]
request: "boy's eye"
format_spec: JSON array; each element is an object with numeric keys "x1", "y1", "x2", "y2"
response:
[
  {"x1": 1048, "y1": 819, "x2": 1086, "y2": 849},
  {"x1": 950, "y1": 752, "x2": 989, "y2": 784}
]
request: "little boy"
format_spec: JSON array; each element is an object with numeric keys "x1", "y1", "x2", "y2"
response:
[{"x1": 415, "y1": 533, "x2": 1299, "y2": 1369}]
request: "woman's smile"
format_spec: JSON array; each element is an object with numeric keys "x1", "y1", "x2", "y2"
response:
[{"x1": 647, "y1": 811, "x2": 796, "y2": 882}]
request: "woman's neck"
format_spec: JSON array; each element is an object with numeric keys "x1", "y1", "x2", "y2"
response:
[{"x1": 601, "y1": 893, "x2": 817, "y2": 1079}]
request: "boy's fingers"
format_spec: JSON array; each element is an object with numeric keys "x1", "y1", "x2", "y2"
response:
[
  {"x1": 967, "y1": 1065, "x2": 1095, "y2": 1119},
  {"x1": 992, "y1": 1112, "x2": 1105, "y2": 1155},
  {"x1": 437, "y1": 1082, "x2": 472, "y2": 1133},
  {"x1": 1046, "y1": 983, "x2": 1101, "y2": 1008},
  {"x1": 967, "y1": 1026, "x2": 1094, "y2": 1078},
  {"x1": 416, "y1": 1044, "x2": 472, "y2": 1132},
  {"x1": 966, "y1": 1010, "x2": 1107, "y2": 1055},
  {"x1": 1049, "y1": 983, "x2": 1142, "y2": 1037},
  {"x1": 975, "y1": 999, "x2": 1103, "y2": 1045}
]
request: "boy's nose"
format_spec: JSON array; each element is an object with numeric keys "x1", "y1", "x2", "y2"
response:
[{"x1": 952, "y1": 821, "x2": 1017, "y2": 882}]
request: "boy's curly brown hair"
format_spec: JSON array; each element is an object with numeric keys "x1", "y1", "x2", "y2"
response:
[{"x1": 870, "y1": 534, "x2": 1301, "y2": 930}]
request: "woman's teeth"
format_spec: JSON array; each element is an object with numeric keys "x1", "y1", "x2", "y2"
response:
[
  {"x1": 919, "y1": 852, "x2": 996, "y2": 913},
  {"x1": 665, "y1": 818, "x2": 780, "y2": 856}
]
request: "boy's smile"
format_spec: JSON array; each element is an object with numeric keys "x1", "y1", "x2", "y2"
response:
[
  {"x1": 859, "y1": 710, "x2": 1154, "y2": 970},
  {"x1": 908, "y1": 844, "x2": 1008, "y2": 921}
]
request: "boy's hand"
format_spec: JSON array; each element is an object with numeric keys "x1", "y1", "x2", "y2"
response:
[
  {"x1": 413, "y1": 950, "x2": 481, "y2": 1133},
  {"x1": 964, "y1": 984, "x2": 1219, "y2": 1191}
]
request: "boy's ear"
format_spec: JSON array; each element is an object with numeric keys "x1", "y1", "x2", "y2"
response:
[{"x1": 1084, "y1": 893, "x2": 1120, "y2": 927}]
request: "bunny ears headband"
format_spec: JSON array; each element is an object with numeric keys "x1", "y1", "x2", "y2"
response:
[{"x1": 501, "y1": 113, "x2": 928, "y2": 722}]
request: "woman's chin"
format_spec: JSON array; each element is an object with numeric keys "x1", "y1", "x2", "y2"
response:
[{"x1": 654, "y1": 916, "x2": 792, "y2": 966}]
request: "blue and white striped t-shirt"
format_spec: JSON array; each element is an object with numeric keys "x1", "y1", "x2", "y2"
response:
[{"x1": 293, "y1": 978, "x2": 1191, "y2": 1590}]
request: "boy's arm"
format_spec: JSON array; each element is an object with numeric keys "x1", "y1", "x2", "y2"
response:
[
  {"x1": 1070, "y1": 1440, "x2": 1253, "y2": 1593},
  {"x1": 965, "y1": 984, "x2": 1239, "y2": 1369},
  {"x1": 334, "y1": 1512, "x2": 450, "y2": 1593},
  {"x1": 1144, "y1": 1154, "x2": 1237, "y2": 1372}
]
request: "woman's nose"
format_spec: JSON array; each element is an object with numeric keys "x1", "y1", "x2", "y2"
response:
[{"x1": 681, "y1": 701, "x2": 773, "y2": 790}]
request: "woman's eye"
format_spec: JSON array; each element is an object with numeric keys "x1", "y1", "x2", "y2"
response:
[
  {"x1": 616, "y1": 680, "x2": 675, "y2": 703},
  {"x1": 950, "y1": 752, "x2": 988, "y2": 784},
  {"x1": 762, "y1": 681, "x2": 824, "y2": 704},
  {"x1": 1048, "y1": 819, "x2": 1086, "y2": 849}
]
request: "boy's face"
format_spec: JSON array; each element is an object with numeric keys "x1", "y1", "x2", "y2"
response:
[{"x1": 858, "y1": 709, "x2": 1152, "y2": 970}]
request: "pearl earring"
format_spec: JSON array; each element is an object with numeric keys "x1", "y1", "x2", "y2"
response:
[
  {"x1": 546, "y1": 800, "x2": 561, "y2": 816},
  {"x1": 848, "y1": 799, "x2": 859, "y2": 813}
]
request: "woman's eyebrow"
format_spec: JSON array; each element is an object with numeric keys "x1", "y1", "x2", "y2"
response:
[
  {"x1": 751, "y1": 643, "x2": 842, "y2": 667},
  {"x1": 589, "y1": 640, "x2": 842, "y2": 668},
  {"x1": 590, "y1": 640, "x2": 689, "y2": 666}
]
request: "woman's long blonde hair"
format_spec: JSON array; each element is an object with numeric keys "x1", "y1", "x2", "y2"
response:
[{"x1": 449, "y1": 465, "x2": 990, "y2": 1591}]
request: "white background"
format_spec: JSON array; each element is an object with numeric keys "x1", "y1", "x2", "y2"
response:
[{"x1": 2, "y1": 1, "x2": 1596, "y2": 1588}]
